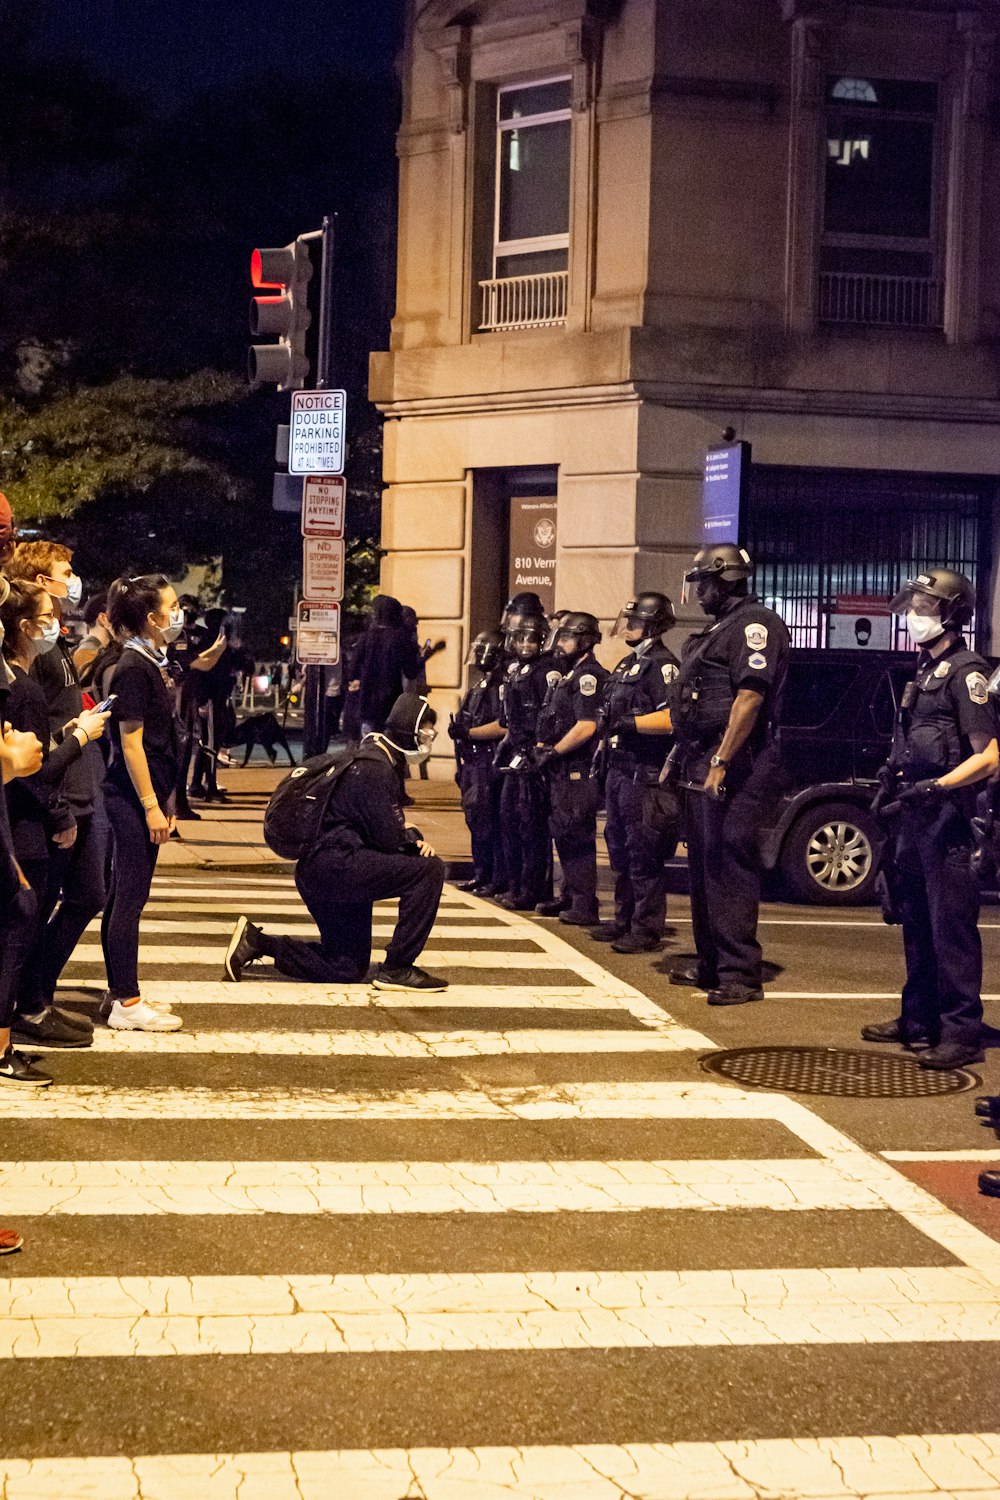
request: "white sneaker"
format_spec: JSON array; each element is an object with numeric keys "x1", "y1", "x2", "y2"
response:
[
  {"x1": 107, "y1": 999, "x2": 183, "y2": 1032},
  {"x1": 99, "y1": 992, "x2": 174, "y2": 1023}
]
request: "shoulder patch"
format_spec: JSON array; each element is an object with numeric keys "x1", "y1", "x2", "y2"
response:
[
  {"x1": 967, "y1": 671, "x2": 989, "y2": 706},
  {"x1": 745, "y1": 623, "x2": 768, "y2": 652},
  {"x1": 627, "y1": 663, "x2": 641, "y2": 678},
  {"x1": 579, "y1": 673, "x2": 598, "y2": 697},
  {"x1": 748, "y1": 652, "x2": 767, "y2": 671},
  {"x1": 661, "y1": 662, "x2": 679, "y2": 685},
  {"x1": 546, "y1": 670, "x2": 563, "y2": 688},
  {"x1": 933, "y1": 662, "x2": 951, "y2": 678}
]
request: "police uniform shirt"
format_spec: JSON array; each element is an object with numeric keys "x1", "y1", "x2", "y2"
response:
[
  {"x1": 458, "y1": 671, "x2": 503, "y2": 756},
  {"x1": 606, "y1": 642, "x2": 680, "y2": 769},
  {"x1": 500, "y1": 653, "x2": 562, "y2": 748},
  {"x1": 898, "y1": 639, "x2": 996, "y2": 785},
  {"x1": 537, "y1": 653, "x2": 610, "y2": 769},
  {"x1": 674, "y1": 594, "x2": 789, "y2": 750}
]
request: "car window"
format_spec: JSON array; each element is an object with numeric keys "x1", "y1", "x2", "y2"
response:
[
  {"x1": 869, "y1": 667, "x2": 911, "y2": 735},
  {"x1": 781, "y1": 661, "x2": 859, "y2": 728}
]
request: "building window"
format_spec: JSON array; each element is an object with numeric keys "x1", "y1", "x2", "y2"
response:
[
  {"x1": 819, "y1": 78, "x2": 943, "y2": 329},
  {"x1": 479, "y1": 77, "x2": 571, "y2": 332}
]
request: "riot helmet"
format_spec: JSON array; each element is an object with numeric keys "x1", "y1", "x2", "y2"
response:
[
  {"x1": 549, "y1": 610, "x2": 601, "y2": 660},
  {"x1": 889, "y1": 569, "x2": 975, "y2": 646},
  {"x1": 682, "y1": 544, "x2": 753, "y2": 613},
  {"x1": 505, "y1": 613, "x2": 546, "y2": 661},
  {"x1": 466, "y1": 628, "x2": 504, "y2": 674},
  {"x1": 612, "y1": 592, "x2": 675, "y2": 645},
  {"x1": 365, "y1": 693, "x2": 438, "y2": 768},
  {"x1": 501, "y1": 592, "x2": 545, "y2": 630}
]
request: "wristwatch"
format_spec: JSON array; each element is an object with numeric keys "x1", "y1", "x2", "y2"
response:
[{"x1": 709, "y1": 755, "x2": 730, "y2": 770}]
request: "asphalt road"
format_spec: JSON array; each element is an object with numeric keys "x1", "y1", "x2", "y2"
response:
[{"x1": 4, "y1": 835, "x2": 1000, "y2": 1498}]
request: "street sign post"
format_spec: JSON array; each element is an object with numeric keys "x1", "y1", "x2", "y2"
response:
[
  {"x1": 302, "y1": 475, "x2": 346, "y2": 537},
  {"x1": 296, "y1": 602, "x2": 340, "y2": 666},
  {"x1": 289, "y1": 389, "x2": 346, "y2": 475},
  {"x1": 303, "y1": 536, "x2": 345, "y2": 602}
]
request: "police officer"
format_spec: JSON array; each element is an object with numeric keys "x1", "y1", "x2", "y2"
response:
[
  {"x1": 861, "y1": 570, "x2": 997, "y2": 1070},
  {"x1": 669, "y1": 544, "x2": 789, "y2": 1004},
  {"x1": 534, "y1": 613, "x2": 608, "y2": 924},
  {"x1": 495, "y1": 610, "x2": 558, "y2": 910},
  {"x1": 449, "y1": 629, "x2": 507, "y2": 895},
  {"x1": 594, "y1": 593, "x2": 680, "y2": 953}
]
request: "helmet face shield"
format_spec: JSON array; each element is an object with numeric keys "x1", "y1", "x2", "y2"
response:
[
  {"x1": 612, "y1": 609, "x2": 644, "y2": 642},
  {"x1": 888, "y1": 581, "x2": 943, "y2": 618},
  {"x1": 507, "y1": 621, "x2": 544, "y2": 660}
]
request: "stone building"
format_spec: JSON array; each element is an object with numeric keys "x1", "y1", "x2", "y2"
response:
[{"x1": 369, "y1": 0, "x2": 1000, "y2": 723}]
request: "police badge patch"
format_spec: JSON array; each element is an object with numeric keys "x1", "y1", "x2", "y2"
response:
[
  {"x1": 661, "y1": 663, "x2": 679, "y2": 685},
  {"x1": 967, "y1": 671, "x2": 989, "y2": 705},
  {"x1": 579, "y1": 674, "x2": 598, "y2": 696},
  {"x1": 546, "y1": 670, "x2": 563, "y2": 688},
  {"x1": 933, "y1": 662, "x2": 951, "y2": 678},
  {"x1": 748, "y1": 652, "x2": 767, "y2": 670},
  {"x1": 745, "y1": 623, "x2": 768, "y2": 652}
]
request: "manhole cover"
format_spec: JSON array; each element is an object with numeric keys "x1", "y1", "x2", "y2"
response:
[{"x1": 700, "y1": 1046, "x2": 978, "y2": 1098}]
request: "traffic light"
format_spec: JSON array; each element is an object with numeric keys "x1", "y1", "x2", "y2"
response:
[{"x1": 248, "y1": 240, "x2": 313, "y2": 391}]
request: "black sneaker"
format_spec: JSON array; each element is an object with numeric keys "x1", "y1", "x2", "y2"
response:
[
  {"x1": 12, "y1": 1008, "x2": 93, "y2": 1049},
  {"x1": 372, "y1": 964, "x2": 449, "y2": 992},
  {"x1": 225, "y1": 916, "x2": 265, "y2": 983},
  {"x1": 707, "y1": 985, "x2": 765, "y2": 1006},
  {"x1": 0, "y1": 1046, "x2": 53, "y2": 1088},
  {"x1": 535, "y1": 898, "x2": 569, "y2": 918},
  {"x1": 52, "y1": 1005, "x2": 94, "y2": 1035},
  {"x1": 974, "y1": 1095, "x2": 1000, "y2": 1119},
  {"x1": 590, "y1": 923, "x2": 627, "y2": 944},
  {"x1": 669, "y1": 963, "x2": 717, "y2": 991},
  {"x1": 559, "y1": 909, "x2": 600, "y2": 928},
  {"x1": 979, "y1": 1170, "x2": 1000, "y2": 1198},
  {"x1": 860, "y1": 1018, "x2": 931, "y2": 1050},
  {"x1": 918, "y1": 1042, "x2": 984, "y2": 1071},
  {"x1": 611, "y1": 932, "x2": 661, "y2": 954}
]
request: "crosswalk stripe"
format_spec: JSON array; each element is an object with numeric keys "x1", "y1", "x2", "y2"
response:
[
  {"x1": 68, "y1": 1026, "x2": 714, "y2": 1056},
  {"x1": 0, "y1": 1157, "x2": 877, "y2": 1216},
  {"x1": 4, "y1": 1265, "x2": 998, "y2": 1359},
  {"x1": 57, "y1": 979, "x2": 658, "y2": 1011},
  {"x1": 83, "y1": 919, "x2": 534, "y2": 941},
  {"x1": 6, "y1": 1434, "x2": 1000, "y2": 1500},
  {"x1": 63, "y1": 945, "x2": 572, "y2": 969}
]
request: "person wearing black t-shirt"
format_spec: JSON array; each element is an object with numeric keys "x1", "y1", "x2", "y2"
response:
[
  {"x1": 1, "y1": 581, "x2": 109, "y2": 1049},
  {"x1": 99, "y1": 574, "x2": 185, "y2": 1033}
]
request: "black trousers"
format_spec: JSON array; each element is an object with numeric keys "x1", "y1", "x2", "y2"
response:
[
  {"x1": 896, "y1": 802, "x2": 983, "y2": 1048},
  {"x1": 458, "y1": 759, "x2": 504, "y2": 889},
  {"x1": 499, "y1": 768, "x2": 551, "y2": 905},
  {"x1": 269, "y1": 844, "x2": 446, "y2": 983},
  {"x1": 0, "y1": 883, "x2": 37, "y2": 1030},
  {"x1": 604, "y1": 765, "x2": 679, "y2": 940},
  {"x1": 682, "y1": 747, "x2": 776, "y2": 990},
  {"x1": 101, "y1": 790, "x2": 160, "y2": 999},
  {"x1": 548, "y1": 773, "x2": 600, "y2": 920},
  {"x1": 18, "y1": 808, "x2": 108, "y2": 1011}
]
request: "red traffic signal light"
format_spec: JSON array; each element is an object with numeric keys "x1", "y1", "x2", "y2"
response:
[{"x1": 248, "y1": 240, "x2": 313, "y2": 391}]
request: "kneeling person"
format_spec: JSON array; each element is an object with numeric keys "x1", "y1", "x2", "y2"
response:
[{"x1": 226, "y1": 695, "x2": 448, "y2": 992}]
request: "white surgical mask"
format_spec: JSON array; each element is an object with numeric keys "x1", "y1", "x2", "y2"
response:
[
  {"x1": 65, "y1": 573, "x2": 82, "y2": 607},
  {"x1": 27, "y1": 619, "x2": 61, "y2": 658},
  {"x1": 161, "y1": 608, "x2": 185, "y2": 644},
  {"x1": 907, "y1": 610, "x2": 945, "y2": 645}
]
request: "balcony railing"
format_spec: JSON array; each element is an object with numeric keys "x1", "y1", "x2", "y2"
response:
[
  {"x1": 479, "y1": 270, "x2": 569, "y2": 332},
  {"x1": 818, "y1": 272, "x2": 944, "y2": 329}
]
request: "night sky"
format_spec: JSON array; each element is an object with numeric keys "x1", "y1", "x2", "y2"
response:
[{"x1": 26, "y1": 0, "x2": 399, "y2": 103}]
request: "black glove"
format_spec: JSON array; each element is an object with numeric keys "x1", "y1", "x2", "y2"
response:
[
  {"x1": 610, "y1": 709, "x2": 637, "y2": 735},
  {"x1": 532, "y1": 745, "x2": 560, "y2": 772},
  {"x1": 871, "y1": 765, "x2": 898, "y2": 819},
  {"x1": 897, "y1": 778, "x2": 945, "y2": 811},
  {"x1": 447, "y1": 718, "x2": 470, "y2": 744}
]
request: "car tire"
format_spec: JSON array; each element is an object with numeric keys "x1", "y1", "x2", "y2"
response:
[{"x1": 780, "y1": 801, "x2": 880, "y2": 906}]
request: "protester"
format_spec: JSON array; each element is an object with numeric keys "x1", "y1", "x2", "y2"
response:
[
  {"x1": 189, "y1": 609, "x2": 251, "y2": 802},
  {"x1": 6, "y1": 541, "x2": 112, "y2": 1031},
  {"x1": 225, "y1": 693, "x2": 448, "y2": 992},
  {"x1": 1, "y1": 580, "x2": 109, "y2": 1046},
  {"x1": 98, "y1": 574, "x2": 184, "y2": 1031},
  {"x1": 72, "y1": 590, "x2": 112, "y2": 679},
  {"x1": 349, "y1": 595, "x2": 423, "y2": 737}
]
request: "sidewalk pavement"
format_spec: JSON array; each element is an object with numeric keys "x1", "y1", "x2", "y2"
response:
[{"x1": 159, "y1": 760, "x2": 475, "y2": 872}]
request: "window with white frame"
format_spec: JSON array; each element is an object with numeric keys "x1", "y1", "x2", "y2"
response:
[{"x1": 493, "y1": 77, "x2": 571, "y2": 280}]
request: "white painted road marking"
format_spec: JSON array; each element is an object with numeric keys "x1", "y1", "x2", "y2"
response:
[{"x1": 68, "y1": 1026, "x2": 715, "y2": 1057}]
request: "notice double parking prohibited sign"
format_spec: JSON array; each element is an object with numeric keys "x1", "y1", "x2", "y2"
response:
[{"x1": 289, "y1": 390, "x2": 346, "y2": 475}]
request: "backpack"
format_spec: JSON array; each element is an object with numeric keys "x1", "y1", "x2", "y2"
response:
[{"x1": 263, "y1": 747, "x2": 382, "y2": 860}]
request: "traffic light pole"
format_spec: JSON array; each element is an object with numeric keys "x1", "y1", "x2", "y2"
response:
[{"x1": 301, "y1": 217, "x2": 337, "y2": 761}]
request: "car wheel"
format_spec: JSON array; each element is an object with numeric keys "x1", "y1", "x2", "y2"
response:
[{"x1": 780, "y1": 801, "x2": 879, "y2": 906}]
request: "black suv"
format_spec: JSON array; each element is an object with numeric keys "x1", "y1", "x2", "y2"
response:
[{"x1": 761, "y1": 649, "x2": 915, "y2": 906}]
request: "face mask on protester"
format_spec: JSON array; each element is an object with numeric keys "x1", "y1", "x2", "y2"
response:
[
  {"x1": 161, "y1": 607, "x2": 185, "y2": 644},
  {"x1": 907, "y1": 610, "x2": 945, "y2": 645},
  {"x1": 26, "y1": 619, "x2": 61, "y2": 658},
  {"x1": 65, "y1": 573, "x2": 83, "y2": 607}
]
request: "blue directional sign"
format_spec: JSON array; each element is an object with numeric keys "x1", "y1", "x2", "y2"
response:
[{"x1": 702, "y1": 442, "x2": 750, "y2": 544}]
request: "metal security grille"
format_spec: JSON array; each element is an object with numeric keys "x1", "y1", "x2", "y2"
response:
[
  {"x1": 701, "y1": 1046, "x2": 977, "y2": 1097},
  {"x1": 745, "y1": 466, "x2": 993, "y2": 651}
]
